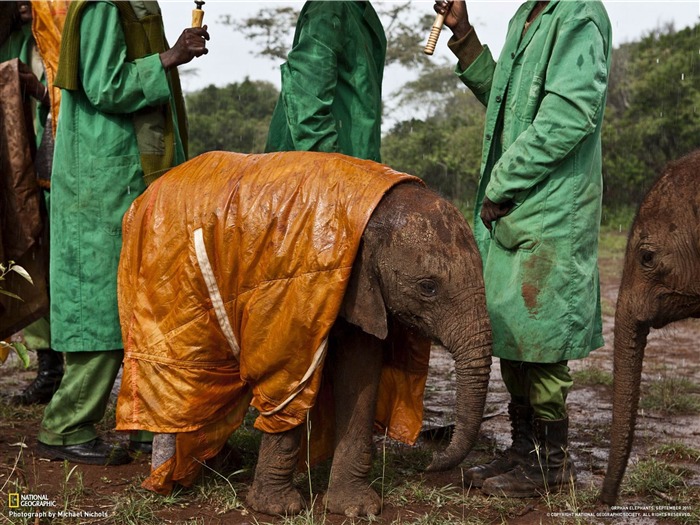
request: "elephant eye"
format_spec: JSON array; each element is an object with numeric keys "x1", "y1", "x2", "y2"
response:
[
  {"x1": 640, "y1": 249, "x2": 656, "y2": 268},
  {"x1": 418, "y1": 279, "x2": 438, "y2": 297}
]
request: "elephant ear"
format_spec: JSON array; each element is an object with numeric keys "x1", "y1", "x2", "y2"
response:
[{"x1": 341, "y1": 240, "x2": 388, "y2": 340}]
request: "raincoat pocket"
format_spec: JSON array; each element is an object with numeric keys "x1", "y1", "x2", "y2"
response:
[
  {"x1": 511, "y1": 67, "x2": 544, "y2": 123},
  {"x1": 492, "y1": 185, "x2": 545, "y2": 251},
  {"x1": 90, "y1": 154, "x2": 145, "y2": 236}
]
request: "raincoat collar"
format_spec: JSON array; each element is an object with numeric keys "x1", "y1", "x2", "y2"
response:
[{"x1": 514, "y1": 1, "x2": 558, "y2": 56}]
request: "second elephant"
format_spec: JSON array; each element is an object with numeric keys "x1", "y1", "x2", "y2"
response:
[
  {"x1": 116, "y1": 151, "x2": 492, "y2": 516},
  {"x1": 601, "y1": 149, "x2": 700, "y2": 504}
]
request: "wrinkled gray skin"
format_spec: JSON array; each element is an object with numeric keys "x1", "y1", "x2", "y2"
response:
[
  {"x1": 601, "y1": 150, "x2": 700, "y2": 505},
  {"x1": 244, "y1": 182, "x2": 492, "y2": 517}
]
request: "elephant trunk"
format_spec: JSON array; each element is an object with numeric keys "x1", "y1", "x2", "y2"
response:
[
  {"x1": 426, "y1": 294, "x2": 492, "y2": 472},
  {"x1": 600, "y1": 295, "x2": 650, "y2": 505}
]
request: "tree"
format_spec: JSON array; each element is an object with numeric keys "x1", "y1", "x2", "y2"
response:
[
  {"x1": 220, "y1": 7, "x2": 299, "y2": 62},
  {"x1": 220, "y1": 7, "x2": 700, "y2": 217},
  {"x1": 223, "y1": 2, "x2": 434, "y2": 68},
  {"x1": 382, "y1": 90, "x2": 485, "y2": 211},
  {"x1": 185, "y1": 79, "x2": 279, "y2": 156},
  {"x1": 603, "y1": 23, "x2": 700, "y2": 207}
]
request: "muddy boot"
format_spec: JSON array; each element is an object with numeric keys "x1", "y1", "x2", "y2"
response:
[
  {"x1": 12, "y1": 349, "x2": 64, "y2": 405},
  {"x1": 481, "y1": 417, "x2": 576, "y2": 498},
  {"x1": 464, "y1": 402, "x2": 533, "y2": 488}
]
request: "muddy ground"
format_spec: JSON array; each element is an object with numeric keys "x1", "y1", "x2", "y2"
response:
[{"x1": 1, "y1": 232, "x2": 698, "y2": 524}]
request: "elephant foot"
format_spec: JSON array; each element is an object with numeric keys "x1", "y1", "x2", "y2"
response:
[
  {"x1": 245, "y1": 481, "x2": 305, "y2": 516},
  {"x1": 323, "y1": 481, "x2": 381, "y2": 517}
]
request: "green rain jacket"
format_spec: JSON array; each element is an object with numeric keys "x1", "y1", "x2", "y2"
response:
[
  {"x1": 50, "y1": 1, "x2": 185, "y2": 352},
  {"x1": 265, "y1": 1, "x2": 386, "y2": 161},
  {"x1": 455, "y1": 0, "x2": 611, "y2": 363}
]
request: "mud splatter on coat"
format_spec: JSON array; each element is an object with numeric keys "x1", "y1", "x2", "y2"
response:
[{"x1": 456, "y1": 0, "x2": 611, "y2": 362}]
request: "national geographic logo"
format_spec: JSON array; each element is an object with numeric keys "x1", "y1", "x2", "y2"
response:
[{"x1": 6, "y1": 492, "x2": 57, "y2": 508}]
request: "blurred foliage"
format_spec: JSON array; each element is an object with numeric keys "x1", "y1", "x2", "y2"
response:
[
  {"x1": 602, "y1": 23, "x2": 700, "y2": 207},
  {"x1": 0, "y1": 261, "x2": 32, "y2": 367},
  {"x1": 382, "y1": 89, "x2": 485, "y2": 212},
  {"x1": 219, "y1": 6, "x2": 299, "y2": 62},
  {"x1": 199, "y1": 7, "x2": 699, "y2": 215},
  {"x1": 221, "y1": 2, "x2": 434, "y2": 68},
  {"x1": 185, "y1": 79, "x2": 278, "y2": 156}
]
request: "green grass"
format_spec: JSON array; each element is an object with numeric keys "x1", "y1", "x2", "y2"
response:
[
  {"x1": 386, "y1": 480, "x2": 462, "y2": 508},
  {"x1": 109, "y1": 490, "x2": 159, "y2": 525},
  {"x1": 640, "y1": 376, "x2": 700, "y2": 414},
  {"x1": 653, "y1": 443, "x2": 700, "y2": 463},
  {"x1": 572, "y1": 366, "x2": 613, "y2": 387},
  {"x1": 623, "y1": 458, "x2": 690, "y2": 496}
]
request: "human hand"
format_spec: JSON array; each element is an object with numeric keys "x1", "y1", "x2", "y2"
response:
[
  {"x1": 18, "y1": 61, "x2": 49, "y2": 106},
  {"x1": 480, "y1": 196, "x2": 514, "y2": 231},
  {"x1": 160, "y1": 25, "x2": 210, "y2": 70},
  {"x1": 433, "y1": 1, "x2": 472, "y2": 40}
]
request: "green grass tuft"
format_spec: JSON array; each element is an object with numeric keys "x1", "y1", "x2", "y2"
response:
[{"x1": 640, "y1": 376, "x2": 700, "y2": 414}]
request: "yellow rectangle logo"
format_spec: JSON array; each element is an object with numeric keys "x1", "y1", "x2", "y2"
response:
[{"x1": 8, "y1": 493, "x2": 20, "y2": 508}]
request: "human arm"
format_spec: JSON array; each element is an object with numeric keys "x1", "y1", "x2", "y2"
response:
[
  {"x1": 18, "y1": 61, "x2": 49, "y2": 107},
  {"x1": 434, "y1": 0, "x2": 493, "y2": 106},
  {"x1": 159, "y1": 26, "x2": 209, "y2": 70},
  {"x1": 278, "y1": 3, "x2": 346, "y2": 152},
  {"x1": 480, "y1": 196, "x2": 514, "y2": 231},
  {"x1": 433, "y1": 0, "x2": 472, "y2": 42},
  {"x1": 78, "y1": 3, "x2": 207, "y2": 114}
]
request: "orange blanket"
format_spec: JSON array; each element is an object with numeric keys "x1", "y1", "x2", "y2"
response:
[{"x1": 116, "y1": 151, "x2": 431, "y2": 493}]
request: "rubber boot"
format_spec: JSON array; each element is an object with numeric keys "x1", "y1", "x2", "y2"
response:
[
  {"x1": 464, "y1": 402, "x2": 533, "y2": 488},
  {"x1": 481, "y1": 417, "x2": 576, "y2": 498},
  {"x1": 12, "y1": 349, "x2": 64, "y2": 405}
]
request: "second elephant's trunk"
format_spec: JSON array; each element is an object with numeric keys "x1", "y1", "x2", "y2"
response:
[
  {"x1": 426, "y1": 298, "x2": 492, "y2": 472},
  {"x1": 600, "y1": 298, "x2": 650, "y2": 505}
]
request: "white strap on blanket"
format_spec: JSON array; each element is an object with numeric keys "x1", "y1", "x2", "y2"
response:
[
  {"x1": 259, "y1": 338, "x2": 328, "y2": 417},
  {"x1": 193, "y1": 228, "x2": 241, "y2": 360}
]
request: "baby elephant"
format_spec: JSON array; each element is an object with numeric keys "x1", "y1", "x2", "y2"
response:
[
  {"x1": 116, "y1": 151, "x2": 492, "y2": 517},
  {"x1": 602, "y1": 149, "x2": 700, "y2": 504}
]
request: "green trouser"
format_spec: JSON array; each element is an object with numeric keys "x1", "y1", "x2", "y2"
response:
[
  {"x1": 500, "y1": 359, "x2": 573, "y2": 420},
  {"x1": 24, "y1": 317, "x2": 50, "y2": 350},
  {"x1": 38, "y1": 350, "x2": 151, "y2": 445}
]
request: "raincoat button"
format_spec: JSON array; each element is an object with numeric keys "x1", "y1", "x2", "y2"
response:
[
  {"x1": 495, "y1": 95, "x2": 502, "y2": 103},
  {"x1": 486, "y1": 134, "x2": 492, "y2": 141},
  {"x1": 511, "y1": 52, "x2": 515, "y2": 59}
]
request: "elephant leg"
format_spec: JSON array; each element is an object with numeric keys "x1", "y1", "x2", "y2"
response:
[
  {"x1": 324, "y1": 322, "x2": 383, "y2": 517},
  {"x1": 246, "y1": 426, "x2": 305, "y2": 515}
]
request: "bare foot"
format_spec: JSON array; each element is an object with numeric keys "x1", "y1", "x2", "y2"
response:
[{"x1": 323, "y1": 481, "x2": 381, "y2": 517}]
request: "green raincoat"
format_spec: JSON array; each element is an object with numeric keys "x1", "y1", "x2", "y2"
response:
[
  {"x1": 50, "y1": 1, "x2": 185, "y2": 352},
  {"x1": 456, "y1": 0, "x2": 611, "y2": 363},
  {"x1": 265, "y1": 1, "x2": 386, "y2": 161}
]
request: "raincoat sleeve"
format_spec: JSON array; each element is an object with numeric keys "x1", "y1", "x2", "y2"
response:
[
  {"x1": 485, "y1": 17, "x2": 609, "y2": 204},
  {"x1": 451, "y1": 35, "x2": 495, "y2": 107},
  {"x1": 278, "y1": 3, "x2": 344, "y2": 152},
  {"x1": 78, "y1": 2, "x2": 170, "y2": 114}
]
